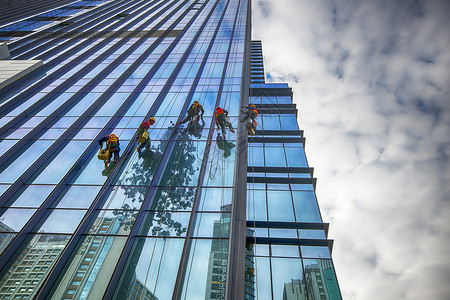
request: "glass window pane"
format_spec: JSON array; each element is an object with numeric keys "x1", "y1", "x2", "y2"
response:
[
  {"x1": 0, "y1": 208, "x2": 36, "y2": 232},
  {"x1": 192, "y1": 212, "x2": 231, "y2": 238},
  {"x1": 292, "y1": 191, "x2": 322, "y2": 222},
  {"x1": 264, "y1": 146, "x2": 286, "y2": 167},
  {"x1": 88, "y1": 210, "x2": 137, "y2": 235},
  {"x1": 51, "y1": 236, "x2": 127, "y2": 299},
  {"x1": 56, "y1": 185, "x2": 101, "y2": 209},
  {"x1": 267, "y1": 191, "x2": 294, "y2": 222},
  {"x1": 298, "y1": 230, "x2": 326, "y2": 239},
  {"x1": 0, "y1": 140, "x2": 54, "y2": 184},
  {"x1": 147, "y1": 187, "x2": 195, "y2": 211},
  {"x1": 180, "y1": 239, "x2": 229, "y2": 300},
  {"x1": 280, "y1": 114, "x2": 299, "y2": 130},
  {"x1": 0, "y1": 233, "x2": 16, "y2": 255},
  {"x1": 254, "y1": 257, "x2": 272, "y2": 300},
  {"x1": 113, "y1": 238, "x2": 184, "y2": 300},
  {"x1": 269, "y1": 228, "x2": 298, "y2": 239},
  {"x1": 271, "y1": 245, "x2": 300, "y2": 258},
  {"x1": 301, "y1": 246, "x2": 331, "y2": 259},
  {"x1": 203, "y1": 141, "x2": 236, "y2": 187},
  {"x1": 197, "y1": 188, "x2": 232, "y2": 212},
  {"x1": 101, "y1": 186, "x2": 147, "y2": 210},
  {"x1": 285, "y1": 147, "x2": 308, "y2": 167},
  {"x1": 37, "y1": 210, "x2": 86, "y2": 233},
  {"x1": 10, "y1": 185, "x2": 55, "y2": 208},
  {"x1": 262, "y1": 115, "x2": 280, "y2": 130},
  {"x1": 31, "y1": 141, "x2": 91, "y2": 184},
  {"x1": 271, "y1": 258, "x2": 304, "y2": 299},
  {"x1": 159, "y1": 141, "x2": 206, "y2": 187},
  {"x1": 303, "y1": 259, "x2": 341, "y2": 299},
  {"x1": 247, "y1": 190, "x2": 267, "y2": 221},
  {"x1": 139, "y1": 211, "x2": 190, "y2": 237},
  {"x1": 1, "y1": 234, "x2": 70, "y2": 299}
]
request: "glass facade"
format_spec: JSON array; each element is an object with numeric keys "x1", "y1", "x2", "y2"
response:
[{"x1": 0, "y1": 1, "x2": 341, "y2": 299}]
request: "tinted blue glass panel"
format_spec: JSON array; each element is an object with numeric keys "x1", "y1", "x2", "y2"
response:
[
  {"x1": 56, "y1": 185, "x2": 101, "y2": 209},
  {"x1": 113, "y1": 238, "x2": 184, "y2": 300},
  {"x1": 264, "y1": 146, "x2": 286, "y2": 167},
  {"x1": 0, "y1": 140, "x2": 54, "y2": 184},
  {"x1": 31, "y1": 141, "x2": 91, "y2": 184},
  {"x1": 271, "y1": 258, "x2": 304, "y2": 299},
  {"x1": 180, "y1": 239, "x2": 229, "y2": 299},
  {"x1": 197, "y1": 188, "x2": 232, "y2": 212},
  {"x1": 271, "y1": 245, "x2": 300, "y2": 258},
  {"x1": 0, "y1": 233, "x2": 16, "y2": 255},
  {"x1": 192, "y1": 212, "x2": 230, "y2": 237},
  {"x1": 254, "y1": 257, "x2": 272, "y2": 300},
  {"x1": 267, "y1": 191, "x2": 294, "y2": 222},
  {"x1": 0, "y1": 208, "x2": 36, "y2": 232},
  {"x1": 303, "y1": 259, "x2": 341, "y2": 299},
  {"x1": 50, "y1": 235, "x2": 127, "y2": 299},
  {"x1": 247, "y1": 190, "x2": 267, "y2": 221},
  {"x1": 37, "y1": 209, "x2": 86, "y2": 233},
  {"x1": 285, "y1": 147, "x2": 308, "y2": 167},
  {"x1": 301, "y1": 246, "x2": 331, "y2": 259},
  {"x1": 280, "y1": 114, "x2": 299, "y2": 130},
  {"x1": 10, "y1": 185, "x2": 55, "y2": 208},
  {"x1": 292, "y1": 191, "x2": 322, "y2": 222},
  {"x1": 140, "y1": 211, "x2": 190, "y2": 237}
]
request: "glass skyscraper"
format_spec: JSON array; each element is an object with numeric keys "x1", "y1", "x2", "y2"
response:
[{"x1": 0, "y1": 0, "x2": 341, "y2": 299}]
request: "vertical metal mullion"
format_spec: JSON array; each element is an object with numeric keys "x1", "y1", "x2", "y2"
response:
[{"x1": 225, "y1": 0, "x2": 251, "y2": 298}]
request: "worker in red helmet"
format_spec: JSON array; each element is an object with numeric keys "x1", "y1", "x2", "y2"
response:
[
  {"x1": 179, "y1": 100, "x2": 204, "y2": 125},
  {"x1": 99, "y1": 133, "x2": 120, "y2": 163},
  {"x1": 136, "y1": 117, "x2": 155, "y2": 153},
  {"x1": 214, "y1": 106, "x2": 235, "y2": 136}
]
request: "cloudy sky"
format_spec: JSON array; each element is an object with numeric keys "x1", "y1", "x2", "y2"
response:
[{"x1": 252, "y1": 0, "x2": 450, "y2": 299}]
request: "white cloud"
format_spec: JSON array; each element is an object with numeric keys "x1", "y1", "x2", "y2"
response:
[{"x1": 253, "y1": 0, "x2": 450, "y2": 299}]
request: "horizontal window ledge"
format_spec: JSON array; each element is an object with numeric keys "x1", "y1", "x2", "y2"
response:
[
  {"x1": 246, "y1": 221, "x2": 329, "y2": 235},
  {"x1": 254, "y1": 104, "x2": 295, "y2": 109},
  {"x1": 246, "y1": 237, "x2": 334, "y2": 253},
  {"x1": 247, "y1": 166, "x2": 313, "y2": 175},
  {"x1": 248, "y1": 136, "x2": 304, "y2": 144},
  {"x1": 250, "y1": 87, "x2": 292, "y2": 97},
  {"x1": 247, "y1": 177, "x2": 316, "y2": 185},
  {"x1": 253, "y1": 129, "x2": 303, "y2": 136},
  {"x1": 257, "y1": 108, "x2": 297, "y2": 114}
]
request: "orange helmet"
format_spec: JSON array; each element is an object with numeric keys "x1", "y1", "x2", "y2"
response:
[{"x1": 149, "y1": 117, "x2": 155, "y2": 124}]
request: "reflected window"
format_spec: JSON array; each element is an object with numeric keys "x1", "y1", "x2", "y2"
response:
[{"x1": 113, "y1": 238, "x2": 184, "y2": 300}]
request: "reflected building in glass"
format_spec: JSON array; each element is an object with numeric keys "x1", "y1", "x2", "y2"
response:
[{"x1": 0, "y1": 0, "x2": 341, "y2": 299}]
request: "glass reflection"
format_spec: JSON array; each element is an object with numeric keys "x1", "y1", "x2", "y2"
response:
[
  {"x1": 159, "y1": 140, "x2": 206, "y2": 187},
  {"x1": 0, "y1": 208, "x2": 36, "y2": 232},
  {"x1": 180, "y1": 238, "x2": 229, "y2": 300},
  {"x1": 37, "y1": 210, "x2": 86, "y2": 234},
  {"x1": 10, "y1": 185, "x2": 55, "y2": 208},
  {"x1": 197, "y1": 188, "x2": 232, "y2": 212},
  {"x1": 271, "y1": 257, "x2": 305, "y2": 300},
  {"x1": 139, "y1": 211, "x2": 190, "y2": 237},
  {"x1": 114, "y1": 238, "x2": 184, "y2": 300},
  {"x1": 51, "y1": 236, "x2": 127, "y2": 300},
  {"x1": 88, "y1": 210, "x2": 137, "y2": 235},
  {"x1": 0, "y1": 235, "x2": 70, "y2": 300},
  {"x1": 147, "y1": 187, "x2": 196, "y2": 211},
  {"x1": 254, "y1": 257, "x2": 271, "y2": 300},
  {"x1": 203, "y1": 140, "x2": 235, "y2": 187},
  {"x1": 0, "y1": 233, "x2": 16, "y2": 255},
  {"x1": 303, "y1": 259, "x2": 341, "y2": 300}
]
